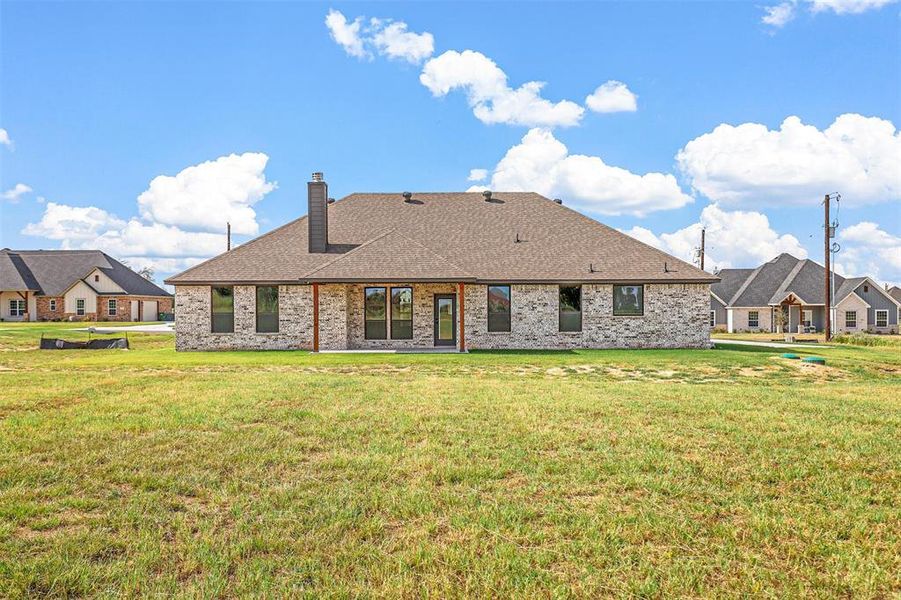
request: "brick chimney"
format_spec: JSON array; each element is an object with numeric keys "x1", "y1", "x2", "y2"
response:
[{"x1": 308, "y1": 172, "x2": 328, "y2": 253}]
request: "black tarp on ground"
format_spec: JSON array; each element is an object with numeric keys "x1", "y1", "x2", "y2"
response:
[{"x1": 40, "y1": 337, "x2": 128, "y2": 350}]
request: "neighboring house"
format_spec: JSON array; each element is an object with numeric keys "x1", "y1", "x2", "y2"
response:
[
  {"x1": 0, "y1": 249, "x2": 173, "y2": 322},
  {"x1": 710, "y1": 253, "x2": 900, "y2": 334},
  {"x1": 165, "y1": 173, "x2": 718, "y2": 352}
]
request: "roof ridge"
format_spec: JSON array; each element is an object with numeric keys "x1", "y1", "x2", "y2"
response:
[
  {"x1": 302, "y1": 229, "x2": 475, "y2": 280},
  {"x1": 769, "y1": 258, "x2": 808, "y2": 303},
  {"x1": 301, "y1": 229, "x2": 396, "y2": 278},
  {"x1": 727, "y1": 264, "x2": 763, "y2": 306}
]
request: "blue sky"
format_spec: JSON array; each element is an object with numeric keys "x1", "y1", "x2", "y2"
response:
[{"x1": 1, "y1": 1, "x2": 899, "y2": 286}]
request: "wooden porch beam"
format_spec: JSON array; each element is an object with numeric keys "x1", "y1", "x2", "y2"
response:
[
  {"x1": 312, "y1": 283, "x2": 320, "y2": 352},
  {"x1": 458, "y1": 283, "x2": 465, "y2": 353}
]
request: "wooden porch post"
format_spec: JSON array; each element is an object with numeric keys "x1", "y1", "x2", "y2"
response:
[
  {"x1": 312, "y1": 283, "x2": 320, "y2": 352},
  {"x1": 458, "y1": 283, "x2": 465, "y2": 352}
]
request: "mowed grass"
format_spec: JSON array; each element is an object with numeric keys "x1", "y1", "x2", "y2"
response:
[{"x1": 0, "y1": 323, "x2": 899, "y2": 597}]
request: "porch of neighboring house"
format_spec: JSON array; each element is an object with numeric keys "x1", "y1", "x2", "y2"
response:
[
  {"x1": 774, "y1": 296, "x2": 825, "y2": 334},
  {"x1": 0, "y1": 290, "x2": 36, "y2": 322}
]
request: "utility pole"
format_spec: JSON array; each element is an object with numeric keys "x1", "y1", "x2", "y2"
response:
[
  {"x1": 227, "y1": 222, "x2": 231, "y2": 251},
  {"x1": 700, "y1": 228, "x2": 706, "y2": 271},
  {"x1": 824, "y1": 195, "x2": 831, "y2": 341}
]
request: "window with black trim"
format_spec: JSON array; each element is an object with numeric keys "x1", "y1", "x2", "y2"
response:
[
  {"x1": 390, "y1": 287, "x2": 413, "y2": 339},
  {"x1": 211, "y1": 286, "x2": 234, "y2": 333},
  {"x1": 559, "y1": 286, "x2": 581, "y2": 332},
  {"x1": 108, "y1": 298, "x2": 117, "y2": 316},
  {"x1": 256, "y1": 286, "x2": 279, "y2": 333},
  {"x1": 487, "y1": 285, "x2": 511, "y2": 332},
  {"x1": 710, "y1": 310, "x2": 716, "y2": 327},
  {"x1": 613, "y1": 285, "x2": 643, "y2": 316},
  {"x1": 365, "y1": 287, "x2": 387, "y2": 339},
  {"x1": 748, "y1": 310, "x2": 759, "y2": 328}
]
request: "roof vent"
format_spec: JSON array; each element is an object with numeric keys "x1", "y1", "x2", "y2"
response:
[
  {"x1": 554, "y1": 198, "x2": 563, "y2": 205},
  {"x1": 402, "y1": 191, "x2": 413, "y2": 202},
  {"x1": 311, "y1": 172, "x2": 324, "y2": 183},
  {"x1": 482, "y1": 190, "x2": 492, "y2": 202}
]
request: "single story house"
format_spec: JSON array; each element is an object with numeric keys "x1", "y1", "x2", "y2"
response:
[
  {"x1": 0, "y1": 249, "x2": 173, "y2": 322},
  {"x1": 710, "y1": 253, "x2": 899, "y2": 334},
  {"x1": 165, "y1": 173, "x2": 717, "y2": 352}
]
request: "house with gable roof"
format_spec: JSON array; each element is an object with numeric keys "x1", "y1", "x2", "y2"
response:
[{"x1": 710, "y1": 253, "x2": 899, "y2": 334}]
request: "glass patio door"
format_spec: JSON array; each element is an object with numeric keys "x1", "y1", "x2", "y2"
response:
[{"x1": 433, "y1": 295, "x2": 456, "y2": 346}]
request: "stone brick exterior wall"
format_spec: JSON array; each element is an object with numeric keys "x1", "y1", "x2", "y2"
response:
[
  {"x1": 174, "y1": 285, "x2": 312, "y2": 351},
  {"x1": 465, "y1": 283, "x2": 711, "y2": 350},
  {"x1": 318, "y1": 284, "x2": 348, "y2": 350},
  {"x1": 35, "y1": 296, "x2": 64, "y2": 320},
  {"x1": 174, "y1": 282, "x2": 711, "y2": 351},
  {"x1": 344, "y1": 283, "x2": 458, "y2": 350}
]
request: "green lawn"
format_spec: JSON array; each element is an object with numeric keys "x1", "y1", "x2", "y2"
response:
[{"x1": 1, "y1": 323, "x2": 899, "y2": 597}]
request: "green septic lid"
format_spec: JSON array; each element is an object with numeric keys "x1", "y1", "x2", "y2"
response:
[
  {"x1": 802, "y1": 356, "x2": 826, "y2": 365},
  {"x1": 781, "y1": 353, "x2": 800, "y2": 359}
]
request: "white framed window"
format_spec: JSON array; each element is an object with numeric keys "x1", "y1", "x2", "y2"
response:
[
  {"x1": 748, "y1": 310, "x2": 759, "y2": 328},
  {"x1": 49, "y1": 299, "x2": 57, "y2": 311},
  {"x1": 845, "y1": 311, "x2": 856, "y2": 329},
  {"x1": 9, "y1": 299, "x2": 25, "y2": 316},
  {"x1": 107, "y1": 298, "x2": 117, "y2": 316},
  {"x1": 875, "y1": 309, "x2": 888, "y2": 328},
  {"x1": 709, "y1": 310, "x2": 716, "y2": 327},
  {"x1": 76, "y1": 298, "x2": 86, "y2": 316},
  {"x1": 802, "y1": 309, "x2": 812, "y2": 328}
]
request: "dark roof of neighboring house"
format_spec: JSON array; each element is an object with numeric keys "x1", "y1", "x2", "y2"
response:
[
  {"x1": 718, "y1": 252, "x2": 895, "y2": 308},
  {"x1": 730, "y1": 253, "x2": 806, "y2": 306},
  {"x1": 166, "y1": 192, "x2": 718, "y2": 285},
  {"x1": 711, "y1": 268, "x2": 753, "y2": 303},
  {"x1": 888, "y1": 286, "x2": 901, "y2": 303},
  {"x1": 833, "y1": 277, "x2": 867, "y2": 305},
  {"x1": 0, "y1": 249, "x2": 171, "y2": 297}
]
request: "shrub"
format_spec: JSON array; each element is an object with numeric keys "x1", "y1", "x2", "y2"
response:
[{"x1": 832, "y1": 332, "x2": 899, "y2": 347}]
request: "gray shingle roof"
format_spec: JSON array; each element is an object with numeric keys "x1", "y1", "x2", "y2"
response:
[
  {"x1": 0, "y1": 250, "x2": 171, "y2": 297},
  {"x1": 166, "y1": 192, "x2": 718, "y2": 285},
  {"x1": 730, "y1": 253, "x2": 804, "y2": 306},
  {"x1": 711, "y1": 268, "x2": 753, "y2": 303},
  {"x1": 889, "y1": 286, "x2": 901, "y2": 303}
]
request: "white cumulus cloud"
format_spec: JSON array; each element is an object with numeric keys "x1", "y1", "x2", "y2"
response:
[
  {"x1": 585, "y1": 81, "x2": 638, "y2": 113},
  {"x1": 22, "y1": 202, "x2": 126, "y2": 241},
  {"x1": 809, "y1": 0, "x2": 896, "y2": 13},
  {"x1": 676, "y1": 113, "x2": 901, "y2": 207},
  {"x1": 762, "y1": 0, "x2": 896, "y2": 27},
  {"x1": 762, "y1": 1, "x2": 798, "y2": 26},
  {"x1": 0, "y1": 128, "x2": 12, "y2": 148},
  {"x1": 467, "y1": 168, "x2": 488, "y2": 182},
  {"x1": 371, "y1": 19, "x2": 434, "y2": 63},
  {"x1": 326, "y1": 10, "x2": 434, "y2": 63},
  {"x1": 835, "y1": 221, "x2": 901, "y2": 285},
  {"x1": 22, "y1": 152, "x2": 274, "y2": 278},
  {"x1": 420, "y1": 50, "x2": 584, "y2": 128},
  {"x1": 2, "y1": 183, "x2": 33, "y2": 203},
  {"x1": 622, "y1": 203, "x2": 808, "y2": 272},
  {"x1": 325, "y1": 9, "x2": 368, "y2": 59},
  {"x1": 137, "y1": 152, "x2": 276, "y2": 236},
  {"x1": 472, "y1": 128, "x2": 692, "y2": 216}
]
